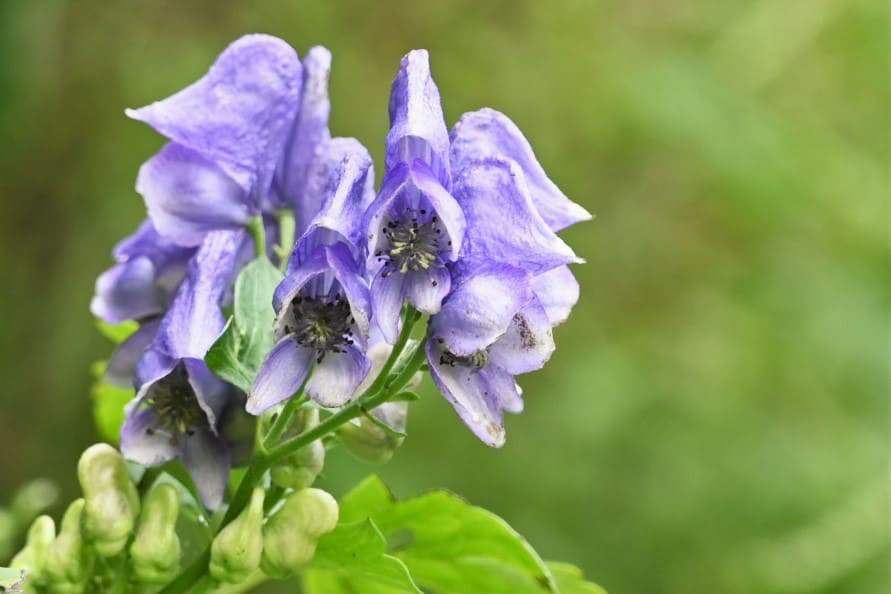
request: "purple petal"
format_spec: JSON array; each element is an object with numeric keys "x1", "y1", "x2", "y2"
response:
[
  {"x1": 105, "y1": 320, "x2": 161, "y2": 388},
  {"x1": 430, "y1": 263, "x2": 532, "y2": 355},
  {"x1": 487, "y1": 297, "x2": 555, "y2": 375},
  {"x1": 425, "y1": 340, "x2": 505, "y2": 447},
  {"x1": 247, "y1": 337, "x2": 313, "y2": 415},
  {"x1": 157, "y1": 229, "x2": 247, "y2": 360},
  {"x1": 90, "y1": 257, "x2": 164, "y2": 324},
  {"x1": 531, "y1": 265, "x2": 579, "y2": 326},
  {"x1": 273, "y1": 246, "x2": 330, "y2": 314},
  {"x1": 386, "y1": 50, "x2": 450, "y2": 188},
  {"x1": 126, "y1": 35, "x2": 302, "y2": 204},
  {"x1": 370, "y1": 269, "x2": 405, "y2": 344},
  {"x1": 120, "y1": 405, "x2": 178, "y2": 467},
  {"x1": 136, "y1": 143, "x2": 250, "y2": 246},
  {"x1": 183, "y1": 358, "x2": 230, "y2": 430},
  {"x1": 294, "y1": 138, "x2": 375, "y2": 255},
  {"x1": 409, "y1": 160, "x2": 465, "y2": 261},
  {"x1": 455, "y1": 158, "x2": 580, "y2": 275},
  {"x1": 306, "y1": 344, "x2": 371, "y2": 407},
  {"x1": 277, "y1": 46, "x2": 333, "y2": 208},
  {"x1": 450, "y1": 108, "x2": 591, "y2": 231},
  {"x1": 180, "y1": 428, "x2": 231, "y2": 510},
  {"x1": 113, "y1": 219, "x2": 195, "y2": 265},
  {"x1": 324, "y1": 243, "x2": 372, "y2": 340},
  {"x1": 362, "y1": 162, "x2": 410, "y2": 264},
  {"x1": 404, "y1": 267, "x2": 450, "y2": 315}
]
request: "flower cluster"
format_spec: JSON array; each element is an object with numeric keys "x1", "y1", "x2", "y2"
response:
[{"x1": 92, "y1": 35, "x2": 588, "y2": 509}]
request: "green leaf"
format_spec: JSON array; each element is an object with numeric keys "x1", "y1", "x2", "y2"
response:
[
  {"x1": 205, "y1": 256, "x2": 282, "y2": 391},
  {"x1": 337, "y1": 475, "x2": 558, "y2": 594},
  {"x1": 90, "y1": 360, "x2": 133, "y2": 444},
  {"x1": 96, "y1": 319, "x2": 139, "y2": 344},
  {"x1": 305, "y1": 518, "x2": 420, "y2": 593},
  {"x1": 547, "y1": 562, "x2": 607, "y2": 594}
]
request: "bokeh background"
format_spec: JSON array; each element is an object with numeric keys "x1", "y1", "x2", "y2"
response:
[{"x1": 0, "y1": 1, "x2": 888, "y2": 592}]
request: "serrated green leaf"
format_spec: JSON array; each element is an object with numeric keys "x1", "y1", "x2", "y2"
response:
[
  {"x1": 339, "y1": 475, "x2": 558, "y2": 594},
  {"x1": 547, "y1": 562, "x2": 607, "y2": 594},
  {"x1": 96, "y1": 319, "x2": 139, "y2": 344},
  {"x1": 206, "y1": 256, "x2": 282, "y2": 391},
  {"x1": 205, "y1": 318, "x2": 253, "y2": 391},
  {"x1": 90, "y1": 360, "x2": 133, "y2": 444},
  {"x1": 307, "y1": 518, "x2": 420, "y2": 593}
]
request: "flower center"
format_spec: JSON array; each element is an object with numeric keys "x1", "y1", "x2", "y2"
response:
[
  {"x1": 145, "y1": 364, "x2": 207, "y2": 436},
  {"x1": 286, "y1": 295, "x2": 355, "y2": 363},
  {"x1": 377, "y1": 209, "x2": 449, "y2": 276},
  {"x1": 438, "y1": 347, "x2": 489, "y2": 369}
]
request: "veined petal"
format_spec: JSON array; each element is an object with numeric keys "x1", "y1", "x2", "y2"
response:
[
  {"x1": 120, "y1": 405, "x2": 178, "y2": 467},
  {"x1": 362, "y1": 162, "x2": 410, "y2": 264},
  {"x1": 324, "y1": 243, "x2": 372, "y2": 340},
  {"x1": 126, "y1": 34, "x2": 303, "y2": 202},
  {"x1": 409, "y1": 160, "x2": 465, "y2": 261},
  {"x1": 136, "y1": 143, "x2": 250, "y2": 246},
  {"x1": 455, "y1": 158, "x2": 580, "y2": 275},
  {"x1": 487, "y1": 297, "x2": 555, "y2": 375},
  {"x1": 248, "y1": 337, "x2": 314, "y2": 415},
  {"x1": 294, "y1": 138, "x2": 375, "y2": 254},
  {"x1": 405, "y1": 266, "x2": 450, "y2": 315},
  {"x1": 90, "y1": 257, "x2": 164, "y2": 324},
  {"x1": 105, "y1": 320, "x2": 161, "y2": 388},
  {"x1": 277, "y1": 46, "x2": 333, "y2": 208},
  {"x1": 531, "y1": 265, "x2": 579, "y2": 326},
  {"x1": 370, "y1": 269, "x2": 405, "y2": 344},
  {"x1": 431, "y1": 263, "x2": 532, "y2": 356},
  {"x1": 386, "y1": 50, "x2": 450, "y2": 188},
  {"x1": 113, "y1": 219, "x2": 195, "y2": 265},
  {"x1": 183, "y1": 358, "x2": 230, "y2": 430},
  {"x1": 450, "y1": 108, "x2": 591, "y2": 231},
  {"x1": 426, "y1": 340, "x2": 505, "y2": 447},
  {"x1": 180, "y1": 428, "x2": 230, "y2": 510},
  {"x1": 306, "y1": 344, "x2": 371, "y2": 407},
  {"x1": 157, "y1": 229, "x2": 247, "y2": 360}
]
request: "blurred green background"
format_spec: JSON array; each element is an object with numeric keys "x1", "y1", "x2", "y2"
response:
[{"x1": 0, "y1": 0, "x2": 888, "y2": 592}]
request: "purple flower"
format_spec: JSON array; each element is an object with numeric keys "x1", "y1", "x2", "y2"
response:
[
  {"x1": 121, "y1": 230, "x2": 247, "y2": 509},
  {"x1": 248, "y1": 243, "x2": 372, "y2": 412},
  {"x1": 249, "y1": 143, "x2": 375, "y2": 412},
  {"x1": 426, "y1": 264, "x2": 555, "y2": 447},
  {"x1": 128, "y1": 35, "x2": 332, "y2": 246},
  {"x1": 364, "y1": 50, "x2": 466, "y2": 343},
  {"x1": 91, "y1": 220, "x2": 195, "y2": 324}
]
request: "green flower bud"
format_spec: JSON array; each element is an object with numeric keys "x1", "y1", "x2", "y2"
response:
[
  {"x1": 77, "y1": 443, "x2": 140, "y2": 557},
  {"x1": 270, "y1": 408, "x2": 324, "y2": 490},
  {"x1": 339, "y1": 402, "x2": 407, "y2": 464},
  {"x1": 210, "y1": 487, "x2": 265, "y2": 584},
  {"x1": 44, "y1": 499, "x2": 92, "y2": 594},
  {"x1": 130, "y1": 484, "x2": 181, "y2": 584},
  {"x1": 261, "y1": 488, "x2": 338, "y2": 578},
  {"x1": 10, "y1": 515, "x2": 55, "y2": 590}
]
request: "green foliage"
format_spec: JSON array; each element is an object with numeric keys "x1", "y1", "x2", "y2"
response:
[
  {"x1": 206, "y1": 256, "x2": 283, "y2": 391},
  {"x1": 547, "y1": 562, "x2": 606, "y2": 594},
  {"x1": 304, "y1": 475, "x2": 574, "y2": 594}
]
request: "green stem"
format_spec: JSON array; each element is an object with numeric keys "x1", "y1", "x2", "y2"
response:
[
  {"x1": 364, "y1": 308, "x2": 420, "y2": 398},
  {"x1": 274, "y1": 209, "x2": 295, "y2": 272},
  {"x1": 262, "y1": 392, "x2": 307, "y2": 450},
  {"x1": 246, "y1": 217, "x2": 266, "y2": 259}
]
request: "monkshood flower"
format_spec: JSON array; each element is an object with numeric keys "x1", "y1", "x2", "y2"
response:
[
  {"x1": 129, "y1": 35, "x2": 332, "y2": 246},
  {"x1": 426, "y1": 159, "x2": 582, "y2": 446},
  {"x1": 248, "y1": 142, "x2": 374, "y2": 412},
  {"x1": 363, "y1": 50, "x2": 466, "y2": 343},
  {"x1": 90, "y1": 220, "x2": 195, "y2": 324},
  {"x1": 121, "y1": 229, "x2": 247, "y2": 509}
]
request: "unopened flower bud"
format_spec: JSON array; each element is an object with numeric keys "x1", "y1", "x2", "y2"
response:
[
  {"x1": 261, "y1": 488, "x2": 338, "y2": 578},
  {"x1": 10, "y1": 515, "x2": 55, "y2": 590},
  {"x1": 210, "y1": 487, "x2": 265, "y2": 584},
  {"x1": 44, "y1": 499, "x2": 92, "y2": 593},
  {"x1": 130, "y1": 484, "x2": 181, "y2": 584},
  {"x1": 339, "y1": 401, "x2": 407, "y2": 464},
  {"x1": 77, "y1": 443, "x2": 140, "y2": 557},
  {"x1": 270, "y1": 408, "x2": 325, "y2": 489}
]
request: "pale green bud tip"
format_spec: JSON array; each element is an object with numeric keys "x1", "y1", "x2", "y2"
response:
[
  {"x1": 45, "y1": 499, "x2": 92, "y2": 589},
  {"x1": 10, "y1": 515, "x2": 55, "y2": 578},
  {"x1": 270, "y1": 439, "x2": 325, "y2": 489},
  {"x1": 77, "y1": 443, "x2": 140, "y2": 557},
  {"x1": 210, "y1": 487, "x2": 265, "y2": 584},
  {"x1": 261, "y1": 488, "x2": 338, "y2": 578},
  {"x1": 130, "y1": 484, "x2": 181, "y2": 584}
]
